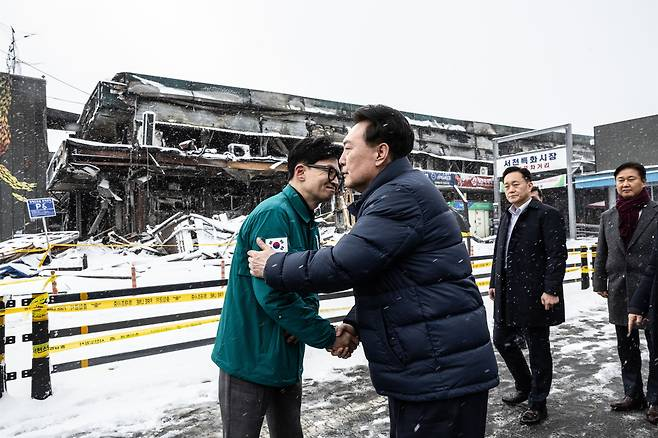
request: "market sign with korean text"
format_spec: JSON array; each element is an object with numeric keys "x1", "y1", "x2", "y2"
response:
[
  {"x1": 455, "y1": 173, "x2": 494, "y2": 190},
  {"x1": 423, "y1": 170, "x2": 493, "y2": 190},
  {"x1": 534, "y1": 174, "x2": 566, "y2": 189},
  {"x1": 422, "y1": 170, "x2": 455, "y2": 186},
  {"x1": 449, "y1": 201, "x2": 494, "y2": 211},
  {"x1": 495, "y1": 146, "x2": 567, "y2": 177}
]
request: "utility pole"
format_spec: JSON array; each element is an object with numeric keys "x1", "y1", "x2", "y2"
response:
[{"x1": 6, "y1": 26, "x2": 17, "y2": 74}]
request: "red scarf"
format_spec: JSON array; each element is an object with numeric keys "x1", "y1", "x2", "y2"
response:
[{"x1": 616, "y1": 189, "x2": 650, "y2": 246}]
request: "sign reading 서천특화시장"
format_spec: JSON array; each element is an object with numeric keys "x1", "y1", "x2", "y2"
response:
[{"x1": 495, "y1": 147, "x2": 567, "y2": 177}]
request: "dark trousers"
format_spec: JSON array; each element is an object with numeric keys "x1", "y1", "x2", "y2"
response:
[
  {"x1": 218, "y1": 369, "x2": 303, "y2": 438},
  {"x1": 493, "y1": 323, "x2": 552, "y2": 410},
  {"x1": 615, "y1": 325, "x2": 658, "y2": 404},
  {"x1": 388, "y1": 391, "x2": 489, "y2": 438}
]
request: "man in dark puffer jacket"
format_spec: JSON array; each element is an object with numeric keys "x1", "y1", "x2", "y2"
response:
[{"x1": 248, "y1": 105, "x2": 499, "y2": 438}]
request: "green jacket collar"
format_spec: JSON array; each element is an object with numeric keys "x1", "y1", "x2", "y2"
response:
[{"x1": 283, "y1": 184, "x2": 315, "y2": 224}]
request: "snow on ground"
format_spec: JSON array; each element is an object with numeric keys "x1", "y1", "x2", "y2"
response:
[{"x1": 0, "y1": 236, "x2": 633, "y2": 437}]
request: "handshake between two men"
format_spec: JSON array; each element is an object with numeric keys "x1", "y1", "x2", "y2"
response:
[
  {"x1": 285, "y1": 323, "x2": 359, "y2": 359},
  {"x1": 249, "y1": 236, "x2": 360, "y2": 359}
]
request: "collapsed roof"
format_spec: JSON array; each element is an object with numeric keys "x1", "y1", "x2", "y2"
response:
[{"x1": 45, "y1": 72, "x2": 593, "y2": 238}]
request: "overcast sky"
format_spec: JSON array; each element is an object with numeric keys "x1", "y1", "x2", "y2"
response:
[{"x1": 2, "y1": 0, "x2": 657, "y2": 135}]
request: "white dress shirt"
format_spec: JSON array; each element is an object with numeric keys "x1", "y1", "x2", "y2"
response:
[{"x1": 505, "y1": 197, "x2": 533, "y2": 268}]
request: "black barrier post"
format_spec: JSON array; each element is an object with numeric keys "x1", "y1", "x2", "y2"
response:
[
  {"x1": 590, "y1": 245, "x2": 597, "y2": 280},
  {"x1": 1, "y1": 295, "x2": 5, "y2": 398},
  {"x1": 30, "y1": 292, "x2": 52, "y2": 399},
  {"x1": 580, "y1": 245, "x2": 590, "y2": 290}
]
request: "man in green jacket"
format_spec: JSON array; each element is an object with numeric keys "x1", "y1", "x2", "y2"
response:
[{"x1": 211, "y1": 136, "x2": 358, "y2": 438}]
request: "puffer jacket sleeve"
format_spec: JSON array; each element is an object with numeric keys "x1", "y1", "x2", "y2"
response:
[
  {"x1": 542, "y1": 207, "x2": 568, "y2": 295},
  {"x1": 251, "y1": 277, "x2": 335, "y2": 349},
  {"x1": 249, "y1": 209, "x2": 336, "y2": 349},
  {"x1": 264, "y1": 185, "x2": 423, "y2": 294}
]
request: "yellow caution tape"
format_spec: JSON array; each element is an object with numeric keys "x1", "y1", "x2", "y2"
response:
[
  {"x1": 471, "y1": 261, "x2": 493, "y2": 269},
  {"x1": 319, "y1": 305, "x2": 353, "y2": 314},
  {"x1": 0, "y1": 289, "x2": 226, "y2": 317},
  {"x1": 0, "y1": 276, "x2": 50, "y2": 287},
  {"x1": 27, "y1": 292, "x2": 49, "y2": 322},
  {"x1": 12, "y1": 241, "x2": 237, "y2": 255},
  {"x1": 41, "y1": 305, "x2": 352, "y2": 355},
  {"x1": 476, "y1": 279, "x2": 490, "y2": 288},
  {"x1": 48, "y1": 290, "x2": 226, "y2": 313},
  {"x1": 41, "y1": 275, "x2": 56, "y2": 290},
  {"x1": 33, "y1": 342, "x2": 50, "y2": 358},
  {"x1": 37, "y1": 252, "x2": 50, "y2": 268},
  {"x1": 0, "y1": 274, "x2": 57, "y2": 291},
  {"x1": 47, "y1": 317, "x2": 220, "y2": 354}
]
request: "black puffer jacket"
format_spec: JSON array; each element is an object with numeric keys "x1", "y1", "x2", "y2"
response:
[{"x1": 264, "y1": 158, "x2": 499, "y2": 401}]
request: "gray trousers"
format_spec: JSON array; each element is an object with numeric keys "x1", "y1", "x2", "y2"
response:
[{"x1": 218, "y1": 369, "x2": 303, "y2": 438}]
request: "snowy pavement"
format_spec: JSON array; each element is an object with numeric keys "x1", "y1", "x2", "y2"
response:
[
  {"x1": 3, "y1": 282, "x2": 657, "y2": 437},
  {"x1": 1, "y1": 237, "x2": 651, "y2": 437}
]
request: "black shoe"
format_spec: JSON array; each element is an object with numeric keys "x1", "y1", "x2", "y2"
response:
[
  {"x1": 502, "y1": 390, "x2": 529, "y2": 405},
  {"x1": 520, "y1": 407, "x2": 547, "y2": 425},
  {"x1": 610, "y1": 396, "x2": 648, "y2": 411}
]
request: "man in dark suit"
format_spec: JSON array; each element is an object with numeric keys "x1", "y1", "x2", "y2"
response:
[
  {"x1": 593, "y1": 162, "x2": 658, "y2": 422},
  {"x1": 489, "y1": 166, "x2": 567, "y2": 425}
]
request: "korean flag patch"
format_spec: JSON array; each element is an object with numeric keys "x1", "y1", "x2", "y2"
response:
[{"x1": 265, "y1": 237, "x2": 288, "y2": 252}]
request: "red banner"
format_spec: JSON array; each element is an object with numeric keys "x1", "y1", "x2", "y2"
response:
[{"x1": 454, "y1": 173, "x2": 493, "y2": 190}]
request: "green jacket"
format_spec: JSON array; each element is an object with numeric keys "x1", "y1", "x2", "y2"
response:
[{"x1": 211, "y1": 185, "x2": 336, "y2": 387}]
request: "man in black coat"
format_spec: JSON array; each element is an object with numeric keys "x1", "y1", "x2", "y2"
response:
[
  {"x1": 248, "y1": 104, "x2": 499, "y2": 438},
  {"x1": 489, "y1": 166, "x2": 567, "y2": 425},
  {"x1": 628, "y1": 222, "x2": 658, "y2": 425}
]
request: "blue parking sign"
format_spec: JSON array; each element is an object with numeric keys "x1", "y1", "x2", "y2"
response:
[{"x1": 26, "y1": 198, "x2": 57, "y2": 220}]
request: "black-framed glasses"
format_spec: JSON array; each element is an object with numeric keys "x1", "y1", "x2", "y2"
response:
[{"x1": 305, "y1": 164, "x2": 343, "y2": 183}]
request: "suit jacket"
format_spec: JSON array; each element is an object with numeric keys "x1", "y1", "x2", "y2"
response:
[
  {"x1": 628, "y1": 222, "x2": 658, "y2": 334},
  {"x1": 489, "y1": 198, "x2": 567, "y2": 327},
  {"x1": 593, "y1": 200, "x2": 658, "y2": 325}
]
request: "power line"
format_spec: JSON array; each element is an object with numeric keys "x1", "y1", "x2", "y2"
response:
[
  {"x1": 48, "y1": 96, "x2": 86, "y2": 105},
  {"x1": 0, "y1": 48, "x2": 90, "y2": 96}
]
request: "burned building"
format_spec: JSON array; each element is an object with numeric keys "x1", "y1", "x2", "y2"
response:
[{"x1": 46, "y1": 72, "x2": 595, "y2": 238}]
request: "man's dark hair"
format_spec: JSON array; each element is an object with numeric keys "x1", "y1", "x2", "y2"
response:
[
  {"x1": 531, "y1": 186, "x2": 543, "y2": 198},
  {"x1": 353, "y1": 104, "x2": 414, "y2": 159},
  {"x1": 614, "y1": 162, "x2": 646, "y2": 181},
  {"x1": 502, "y1": 166, "x2": 532, "y2": 182},
  {"x1": 287, "y1": 136, "x2": 342, "y2": 180}
]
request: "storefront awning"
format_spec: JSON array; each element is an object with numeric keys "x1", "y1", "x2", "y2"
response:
[{"x1": 575, "y1": 166, "x2": 658, "y2": 189}]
